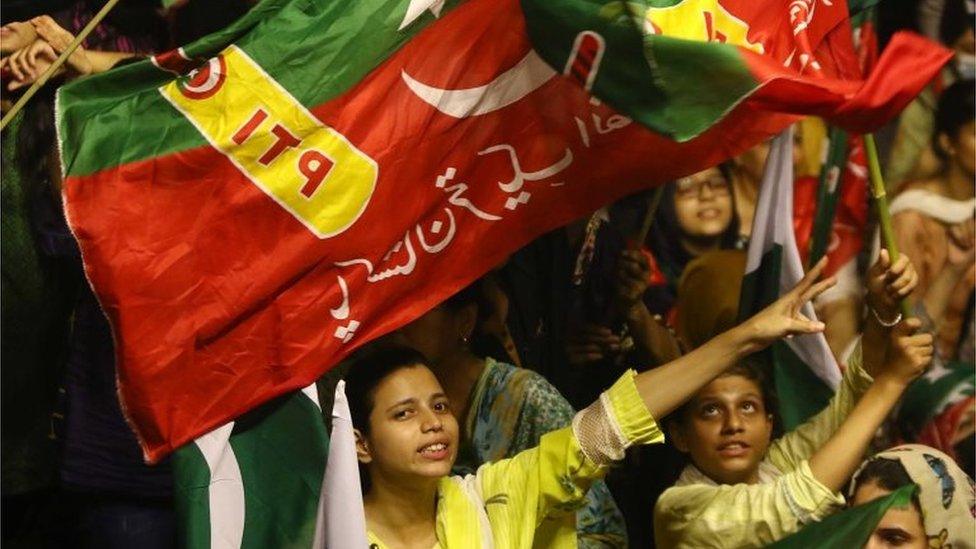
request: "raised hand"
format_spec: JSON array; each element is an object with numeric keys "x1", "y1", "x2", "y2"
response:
[
  {"x1": 738, "y1": 257, "x2": 834, "y2": 351},
  {"x1": 3, "y1": 39, "x2": 59, "y2": 91},
  {"x1": 614, "y1": 249, "x2": 650, "y2": 319},
  {"x1": 876, "y1": 317, "x2": 933, "y2": 387},
  {"x1": 566, "y1": 324, "x2": 621, "y2": 366},
  {"x1": 866, "y1": 249, "x2": 918, "y2": 322},
  {"x1": 31, "y1": 16, "x2": 92, "y2": 77},
  {"x1": 0, "y1": 21, "x2": 37, "y2": 55}
]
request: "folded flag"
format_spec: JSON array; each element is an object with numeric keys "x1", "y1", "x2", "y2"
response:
[
  {"x1": 56, "y1": 0, "x2": 951, "y2": 460},
  {"x1": 319, "y1": 380, "x2": 369, "y2": 548},
  {"x1": 739, "y1": 127, "x2": 839, "y2": 429}
]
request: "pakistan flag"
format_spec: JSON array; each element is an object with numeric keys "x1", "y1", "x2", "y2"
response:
[{"x1": 739, "y1": 128, "x2": 841, "y2": 429}]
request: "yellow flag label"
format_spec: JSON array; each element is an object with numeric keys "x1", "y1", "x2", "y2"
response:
[
  {"x1": 160, "y1": 45, "x2": 377, "y2": 239},
  {"x1": 645, "y1": 0, "x2": 764, "y2": 54}
]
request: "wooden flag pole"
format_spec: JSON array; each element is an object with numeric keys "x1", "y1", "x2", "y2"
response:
[
  {"x1": 633, "y1": 185, "x2": 666, "y2": 250},
  {"x1": 864, "y1": 133, "x2": 913, "y2": 318},
  {"x1": 0, "y1": 0, "x2": 122, "y2": 132}
]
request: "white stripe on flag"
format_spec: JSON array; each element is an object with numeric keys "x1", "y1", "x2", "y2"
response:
[
  {"x1": 746, "y1": 128, "x2": 841, "y2": 389},
  {"x1": 313, "y1": 380, "x2": 369, "y2": 548},
  {"x1": 194, "y1": 422, "x2": 246, "y2": 549}
]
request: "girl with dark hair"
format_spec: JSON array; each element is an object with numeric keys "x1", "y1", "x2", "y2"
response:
[
  {"x1": 393, "y1": 276, "x2": 628, "y2": 547},
  {"x1": 345, "y1": 258, "x2": 839, "y2": 548},
  {"x1": 849, "y1": 445, "x2": 975, "y2": 548},
  {"x1": 653, "y1": 253, "x2": 931, "y2": 548},
  {"x1": 889, "y1": 79, "x2": 975, "y2": 362},
  {"x1": 644, "y1": 165, "x2": 742, "y2": 319}
]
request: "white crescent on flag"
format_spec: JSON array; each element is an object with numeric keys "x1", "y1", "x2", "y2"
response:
[{"x1": 400, "y1": 50, "x2": 557, "y2": 118}]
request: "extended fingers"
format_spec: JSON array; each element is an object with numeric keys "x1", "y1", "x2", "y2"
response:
[
  {"x1": 798, "y1": 275, "x2": 836, "y2": 304},
  {"x1": 7, "y1": 47, "x2": 27, "y2": 82},
  {"x1": 788, "y1": 315, "x2": 826, "y2": 335}
]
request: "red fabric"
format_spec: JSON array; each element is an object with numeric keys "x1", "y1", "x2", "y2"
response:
[
  {"x1": 741, "y1": 31, "x2": 951, "y2": 134},
  {"x1": 65, "y1": 0, "x2": 952, "y2": 460},
  {"x1": 910, "y1": 397, "x2": 975, "y2": 464},
  {"x1": 793, "y1": 135, "x2": 869, "y2": 277}
]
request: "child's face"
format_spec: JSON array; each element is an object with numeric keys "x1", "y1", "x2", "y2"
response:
[{"x1": 671, "y1": 374, "x2": 773, "y2": 485}]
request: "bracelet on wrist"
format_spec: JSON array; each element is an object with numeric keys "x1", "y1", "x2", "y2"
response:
[{"x1": 870, "y1": 306, "x2": 902, "y2": 327}]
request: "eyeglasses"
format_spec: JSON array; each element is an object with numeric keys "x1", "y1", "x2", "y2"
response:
[{"x1": 675, "y1": 175, "x2": 731, "y2": 199}]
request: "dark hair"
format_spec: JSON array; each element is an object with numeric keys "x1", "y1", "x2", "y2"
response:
[
  {"x1": 647, "y1": 164, "x2": 740, "y2": 286},
  {"x1": 852, "y1": 457, "x2": 922, "y2": 511},
  {"x1": 440, "y1": 276, "x2": 509, "y2": 362},
  {"x1": 668, "y1": 362, "x2": 781, "y2": 437},
  {"x1": 933, "y1": 79, "x2": 976, "y2": 161},
  {"x1": 344, "y1": 345, "x2": 430, "y2": 434},
  {"x1": 939, "y1": 0, "x2": 975, "y2": 49},
  {"x1": 14, "y1": 81, "x2": 61, "y2": 192}
]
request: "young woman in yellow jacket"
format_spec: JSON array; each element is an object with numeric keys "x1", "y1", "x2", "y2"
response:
[{"x1": 345, "y1": 258, "x2": 839, "y2": 549}]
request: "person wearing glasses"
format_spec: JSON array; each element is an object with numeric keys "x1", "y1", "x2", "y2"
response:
[{"x1": 643, "y1": 164, "x2": 743, "y2": 321}]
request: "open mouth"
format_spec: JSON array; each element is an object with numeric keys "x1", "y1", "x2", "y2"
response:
[
  {"x1": 418, "y1": 441, "x2": 450, "y2": 460},
  {"x1": 698, "y1": 208, "x2": 721, "y2": 220},
  {"x1": 717, "y1": 441, "x2": 750, "y2": 458}
]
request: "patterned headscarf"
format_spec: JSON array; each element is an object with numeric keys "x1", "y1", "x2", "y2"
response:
[{"x1": 851, "y1": 445, "x2": 975, "y2": 549}]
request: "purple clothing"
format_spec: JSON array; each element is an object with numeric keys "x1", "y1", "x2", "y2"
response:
[{"x1": 37, "y1": 193, "x2": 171, "y2": 498}]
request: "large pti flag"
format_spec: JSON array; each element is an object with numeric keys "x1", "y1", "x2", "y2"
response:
[
  {"x1": 56, "y1": 0, "x2": 950, "y2": 460},
  {"x1": 739, "y1": 127, "x2": 840, "y2": 430}
]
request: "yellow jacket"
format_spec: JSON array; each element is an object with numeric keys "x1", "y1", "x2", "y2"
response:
[
  {"x1": 653, "y1": 344, "x2": 873, "y2": 548},
  {"x1": 368, "y1": 371, "x2": 663, "y2": 548}
]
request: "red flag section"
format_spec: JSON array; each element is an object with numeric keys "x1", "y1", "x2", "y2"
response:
[{"x1": 63, "y1": 0, "x2": 950, "y2": 460}]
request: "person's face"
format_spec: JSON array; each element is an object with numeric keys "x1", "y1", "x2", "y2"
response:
[
  {"x1": 852, "y1": 481, "x2": 927, "y2": 549},
  {"x1": 673, "y1": 167, "x2": 734, "y2": 240},
  {"x1": 671, "y1": 374, "x2": 773, "y2": 485},
  {"x1": 356, "y1": 365, "x2": 459, "y2": 485}
]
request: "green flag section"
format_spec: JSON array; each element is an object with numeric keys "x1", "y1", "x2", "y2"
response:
[
  {"x1": 57, "y1": 0, "x2": 951, "y2": 461},
  {"x1": 808, "y1": 127, "x2": 851, "y2": 266},
  {"x1": 898, "y1": 361, "x2": 976, "y2": 440},
  {"x1": 173, "y1": 385, "x2": 328, "y2": 549},
  {"x1": 767, "y1": 485, "x2": 917, "y2": 548},
  {"x1": 739, "y1": 128, "x2": 838, "y2": 430}
]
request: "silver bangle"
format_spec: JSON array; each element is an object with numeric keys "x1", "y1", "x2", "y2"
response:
[{"x1": 870, "y1": 306, "x2": 902, "y2": 327}]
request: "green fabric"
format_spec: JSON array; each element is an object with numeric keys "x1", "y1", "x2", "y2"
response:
[
  {"x1": 58, "y1": 0, "x2": 457, "y2": 178},
  {"x1": 739, "y1": 244, "x2": 833, "y2": 431},
  {"x1": 771, "y1": 343, "x2": 837, "y2": 431},
  {"x1": 808, "y1": 127, "x2": 850, "y2": 266},
  {"x1": 173, "y1": 390, "x2": 329, "y2": 549},
  {"x1": 172, "y1": 442, "x2": 212, "y2": 548},
  {"x1": 522, "y1": 0, "x2": 759, "y2": 142},
  {"x1": 898, "y1": 361, "x2": 976, "y2": 435},
  {"x1": 767, "y1": 485, "x2": 917, "y2": 548}
]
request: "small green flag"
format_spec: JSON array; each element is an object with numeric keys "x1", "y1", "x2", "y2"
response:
[{"x1": 768, "y1": 484, "x2": 917, "y2": 548}]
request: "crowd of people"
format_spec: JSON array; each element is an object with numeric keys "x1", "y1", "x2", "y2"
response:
[{"x1": 1, "y1": 0, "x2": 974, "y2": 548}]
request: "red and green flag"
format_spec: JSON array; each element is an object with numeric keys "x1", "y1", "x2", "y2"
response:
[{"x1": 56, "y1": 0, "x2": 950, "y2": 461}]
